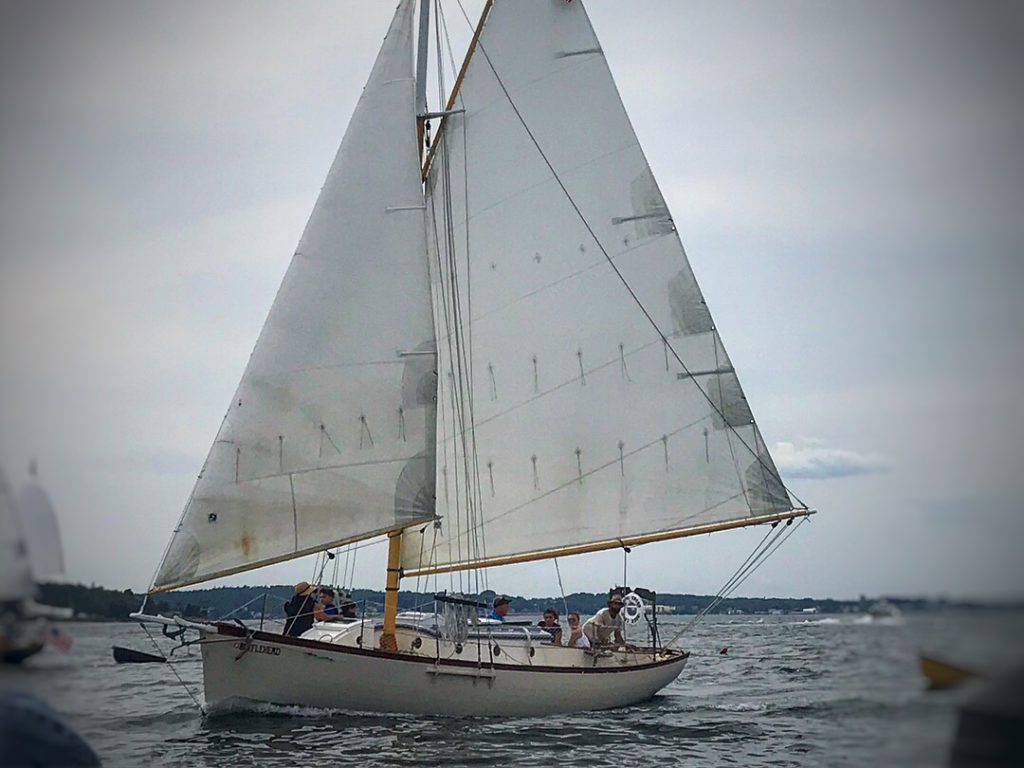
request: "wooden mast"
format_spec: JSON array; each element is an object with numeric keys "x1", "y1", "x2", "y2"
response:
[{"x1": 379, "y1": 529, "x2": 403, "y2": 651}]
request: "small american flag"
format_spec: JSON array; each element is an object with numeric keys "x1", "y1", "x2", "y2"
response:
[{"x1": 45, "y1": 625, "x2": 74, "y2": 653}]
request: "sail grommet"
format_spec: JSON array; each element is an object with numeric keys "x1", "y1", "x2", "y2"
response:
[
  {"x1": 411, "y1": 637, "x2": 423, "y2": 650},
  {"x1": 454, "y1": 643, "x2": 463, "y2": 654}
]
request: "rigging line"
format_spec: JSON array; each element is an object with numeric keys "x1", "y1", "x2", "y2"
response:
[
  {"x1": 444, "y1": 3, "x2": 484, "y2": 597},
  {"x1": 709, "y1": 523, "x2": 778, "y2": 603},
  {"x1": 431, "y1": 23, "x2": 470, "y2": 587},
  {"x1": 140, "y1": 623, "x2": 205, "y2": 716},
  {"x1": 667, "y1": 518, "x2": 807, "y2": 645},
  {"x1": 695, "y1": 519, "x2": 806, "y2": 630},
  {"x1": 348, "y1": 541, "x2": 358, "y2": 591},
  {"x1": 441, "y1": 0, "x2": 488, "y2": 583},
  {"x1": 451, "y1": 2, "x2": 807, "y2": 511},
  {"x1": 553, "y1": 557, "x2": 569, "y2": 618},
  {"x1": 685, "y1": 524, "x2": 784, "y2": 630},
  {"x1": 342, "y1": 544, "x2": 352, "y2": 589},
  {"x1": 440, "y1": 120, "x2": 481, "y2": 596},
  {"x1": 309, "y1": 552, "x2": 322, "y2": 589},
  {"x1": 440, "y1": 147, "x2": 470, "y2": 596},
  {"x1": 427, "y1": 146, "x2": 467, "y2": 587},
  {"x1": 438, "y1": 0, "x2": 462, "y2": 108}
]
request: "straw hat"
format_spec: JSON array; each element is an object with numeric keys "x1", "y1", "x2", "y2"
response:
[{"x1": 294, "y1": 581, "x2": 314, "y2": 596}]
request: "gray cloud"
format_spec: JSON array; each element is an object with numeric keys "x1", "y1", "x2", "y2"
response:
[{"x1": 774, "y1": 440, "x2": 889, "y2": 480}]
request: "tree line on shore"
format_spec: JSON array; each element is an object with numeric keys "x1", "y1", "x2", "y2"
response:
[{"x1": 35, "y1": 582, "x2": 1004, "y2": 622}]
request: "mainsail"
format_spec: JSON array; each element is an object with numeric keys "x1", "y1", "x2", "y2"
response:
[
  {"x1": 152, "y1": 0, "x2": 436, "y2": 592},
  {"x1": 403, "y1": 0, "x2": 794, "y2": 575},
  {"x1": 0, "y1": 467, "x2": 35, "y2": 602}
]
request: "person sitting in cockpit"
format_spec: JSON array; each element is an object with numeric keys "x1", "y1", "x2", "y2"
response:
[
  {"x1": 536, "y1": 607, "x2": 562, "y2": 645},
  {"x1": 314, "y1": 588, "x2": 349, "y2": 622}
]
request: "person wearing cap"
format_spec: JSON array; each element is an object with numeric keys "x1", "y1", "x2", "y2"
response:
[
  {"x1": 283, "y1": 581, "x2": 318, "y2": 637},
  {"x1": 488, "y1": 595, "x2": 510, "y2": 622},
  {"x1": 582, "y1": 593, "x2": 626, "y2": 648}
]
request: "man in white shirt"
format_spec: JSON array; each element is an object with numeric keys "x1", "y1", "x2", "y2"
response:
[{"x1": 582, "y1": 593, "x2": 626, "y2": 648}]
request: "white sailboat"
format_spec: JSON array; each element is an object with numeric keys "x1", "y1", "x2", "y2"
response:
[
  {"x1": 1, "y1": 465, "x2": 72, "y2": 663},
  {"x1": 136, "y1": 0, "x2": 811, "y2": 716}
]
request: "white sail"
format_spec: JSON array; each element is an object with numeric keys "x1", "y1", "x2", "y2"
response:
[
  {"x1": 17, "y1": 481, "x2": 65, "y2": 581},
  {"x1": 0, "y1": 467, "x2": 35, "y2": 602},
  {"x1": 403, "y1": 0, "x2": 792, "y2": 574},
  {"x1": 153, "y1": 0, "x2": 436, "y2": 592}
]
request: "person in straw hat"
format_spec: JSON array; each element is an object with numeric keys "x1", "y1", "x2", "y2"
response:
[{"x1": 283, "y1": 581, "x2": 317, "y2": 637}]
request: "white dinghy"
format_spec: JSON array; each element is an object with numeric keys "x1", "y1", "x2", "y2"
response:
[{"x1": 136, "y1": 0, "x2": 811, "y2": 716}]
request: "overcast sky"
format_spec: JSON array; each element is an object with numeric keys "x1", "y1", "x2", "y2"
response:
[{"x1": 1, "y1": 0, "x2": 1021, "y2": 601}]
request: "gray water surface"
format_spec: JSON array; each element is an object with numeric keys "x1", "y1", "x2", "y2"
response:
[{"x1": 3, "y1": 612, "x2": 1021, "y2": 766}]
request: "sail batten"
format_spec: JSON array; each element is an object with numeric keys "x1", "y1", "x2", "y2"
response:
[
  {"x1": 405, "y1": 0, "x2": 793, "y2": 574},
  {"x1": 152, "y1": 0, "x2": 436, "y2": 593}
]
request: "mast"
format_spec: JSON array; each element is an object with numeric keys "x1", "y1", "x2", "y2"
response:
[{"x1": 380, "y1": 530, "x2": 403, "y2": 650}]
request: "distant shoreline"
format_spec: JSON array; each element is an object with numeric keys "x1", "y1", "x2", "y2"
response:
[{"x1": 34, "y1": 582, "x2": 1024, "y2": 623}]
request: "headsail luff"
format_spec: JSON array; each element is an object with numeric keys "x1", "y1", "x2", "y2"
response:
[
  {"x1": 404, "y1": 0, "x2": 794, "y2": 575},
  {"x1": 152, "y1": 0, "x2": 436, "y2": 593}
]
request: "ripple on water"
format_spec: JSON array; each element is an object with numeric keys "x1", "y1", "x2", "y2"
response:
[{"x1": 4, "y1": 613, "x2": 1022, "y2": 767}]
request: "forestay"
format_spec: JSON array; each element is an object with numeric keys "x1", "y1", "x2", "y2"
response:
[
  {"x1": 403, "y1": 0, "x2": 792, "y2": 575},
  {"x1": 0, "y1": 467, "x2": 35, "y2": 602},
  {"x1": 153, "y1": 0, "x2": 436, "y2": 592}
]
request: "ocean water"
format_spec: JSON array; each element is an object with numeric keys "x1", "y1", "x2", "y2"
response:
[{"x1": 2, "y1": 611, "x2": 1022, "y2": 767}]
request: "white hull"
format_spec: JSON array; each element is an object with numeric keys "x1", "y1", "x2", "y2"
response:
[{"x1": 201, "y1": 622, "x2": 688, "y2": 717}]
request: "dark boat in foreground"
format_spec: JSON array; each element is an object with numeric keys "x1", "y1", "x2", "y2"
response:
[{"x1": 112, "y1": 646, "x2": 166, "y2": 664}]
